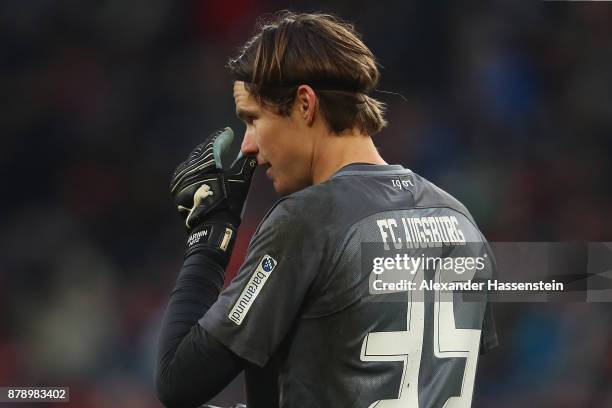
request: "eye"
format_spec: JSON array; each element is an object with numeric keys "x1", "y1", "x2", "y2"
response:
[{"x1": 243, "y1": 114, "x2": 259, "y2": 128}]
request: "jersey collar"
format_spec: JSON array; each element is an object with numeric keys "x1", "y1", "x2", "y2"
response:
[{"x1": 330, "y1": 163, "x2": 409, "y2": 179}]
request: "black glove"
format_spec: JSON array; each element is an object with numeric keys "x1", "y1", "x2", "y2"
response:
[{"x1": 170, "y1": 127, "x2": 257, "y2": 256}]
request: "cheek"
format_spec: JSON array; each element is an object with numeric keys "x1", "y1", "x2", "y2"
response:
[
  {"x1": 256, "y1": 120, "x2": 283, "y2": 156},
  {"x1": 279, "y1": 137, "x2": 312, "y2": 186},
  {"x1": 271, "y1": 134, "x2": 301, "y2": 165},
  {"x1": 258, "y1": 117, "x2": 310, "y2": 174}
]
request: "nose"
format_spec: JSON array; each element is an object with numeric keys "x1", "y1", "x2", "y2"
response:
[{"x1": 240, "y1": 129, "x2": 258, "y2": 156}]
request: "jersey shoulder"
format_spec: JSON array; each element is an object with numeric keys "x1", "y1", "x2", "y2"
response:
[
  {"x1": 255, "y1": 180, "x2": 342, "y2": 236},
  {"x1": 409, "y1": 171, "x2": 477, "y2": 224}
]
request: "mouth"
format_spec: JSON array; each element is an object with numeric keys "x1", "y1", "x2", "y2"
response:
[{"x1": 265, "y1": 164, "x2": 273, "y2": 179}]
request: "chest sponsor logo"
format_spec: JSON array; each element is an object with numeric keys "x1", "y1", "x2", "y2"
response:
[{"x1": 228, "y1": 255, "x2": 277, "y2": 325}]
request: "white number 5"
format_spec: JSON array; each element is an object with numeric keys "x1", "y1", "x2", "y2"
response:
[{"x1": 361, "y1": 264, "x2": 482, "y2": 408}]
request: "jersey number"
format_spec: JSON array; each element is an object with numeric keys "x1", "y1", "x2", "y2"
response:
[{"x1": 360, "y1": 264, "x2": 482, "y2": 408}]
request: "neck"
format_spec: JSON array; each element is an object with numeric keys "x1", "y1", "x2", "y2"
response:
[{"x1": 311, "y1": 128, "x2": 387, "y2": 185}]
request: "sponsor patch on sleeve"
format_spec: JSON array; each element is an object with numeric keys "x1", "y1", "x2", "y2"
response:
[{"x1": 228, "y1": 255, "x2": 277, "y2": 325}]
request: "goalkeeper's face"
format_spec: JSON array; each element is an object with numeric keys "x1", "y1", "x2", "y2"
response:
[{"x1": 234, "y1": 81, "x2": 314, "y2": 195}]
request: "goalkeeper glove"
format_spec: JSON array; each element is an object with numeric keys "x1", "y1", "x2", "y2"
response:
[{"x1": 170, "y1": 127, "x2": 257, "y2": 256}]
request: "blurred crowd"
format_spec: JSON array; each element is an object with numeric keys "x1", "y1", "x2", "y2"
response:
[{"x1": 1, "y1": 1, "x2": 611, "y2": 407}]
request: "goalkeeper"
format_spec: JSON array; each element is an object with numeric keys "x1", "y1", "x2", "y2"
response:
[{"x1": 156, "y1": 11, "x2": 497, "y2": 408}]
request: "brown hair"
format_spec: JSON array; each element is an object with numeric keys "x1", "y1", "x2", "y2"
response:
[{"x1": 227, "y1": 11, "x2": 387, "y2": 135}]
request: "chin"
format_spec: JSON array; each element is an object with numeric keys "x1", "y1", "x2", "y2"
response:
[
  {"x1": 273, "y1": 179, "x2": 309, "y2": 196},
  {"x1": 274, "y1": 182, "x2": 294, "y2": 196}
]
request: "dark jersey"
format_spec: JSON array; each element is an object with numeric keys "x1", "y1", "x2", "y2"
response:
[{"x1": 200, "y1": 163, "x2": 498, "y2": 408}]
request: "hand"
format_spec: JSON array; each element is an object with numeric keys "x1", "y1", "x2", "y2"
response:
[{"x1": 170, "y1": 128, "x2": 257, "y2": 254}]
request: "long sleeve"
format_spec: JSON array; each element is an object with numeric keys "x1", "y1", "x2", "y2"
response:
[{"x1": 155, "y1": 248, "x2": 245, "y2": 408}]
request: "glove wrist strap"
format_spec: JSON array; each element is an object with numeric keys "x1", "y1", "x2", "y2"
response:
[{"x1": 184, "y1": 222, "x2": 237, "y2": 259}]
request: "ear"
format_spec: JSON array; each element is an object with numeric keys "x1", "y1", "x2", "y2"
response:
[{"x1": 295, "y1": 85, "x2": 317, "y2": 126}]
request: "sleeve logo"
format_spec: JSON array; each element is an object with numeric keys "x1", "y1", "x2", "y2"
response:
[
  {"x1": 261, "y1": 256, "x2": 276, "y2": 272},
  {"x1": 228, "y1": 255, "x2": 277, "y2": 325}
]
